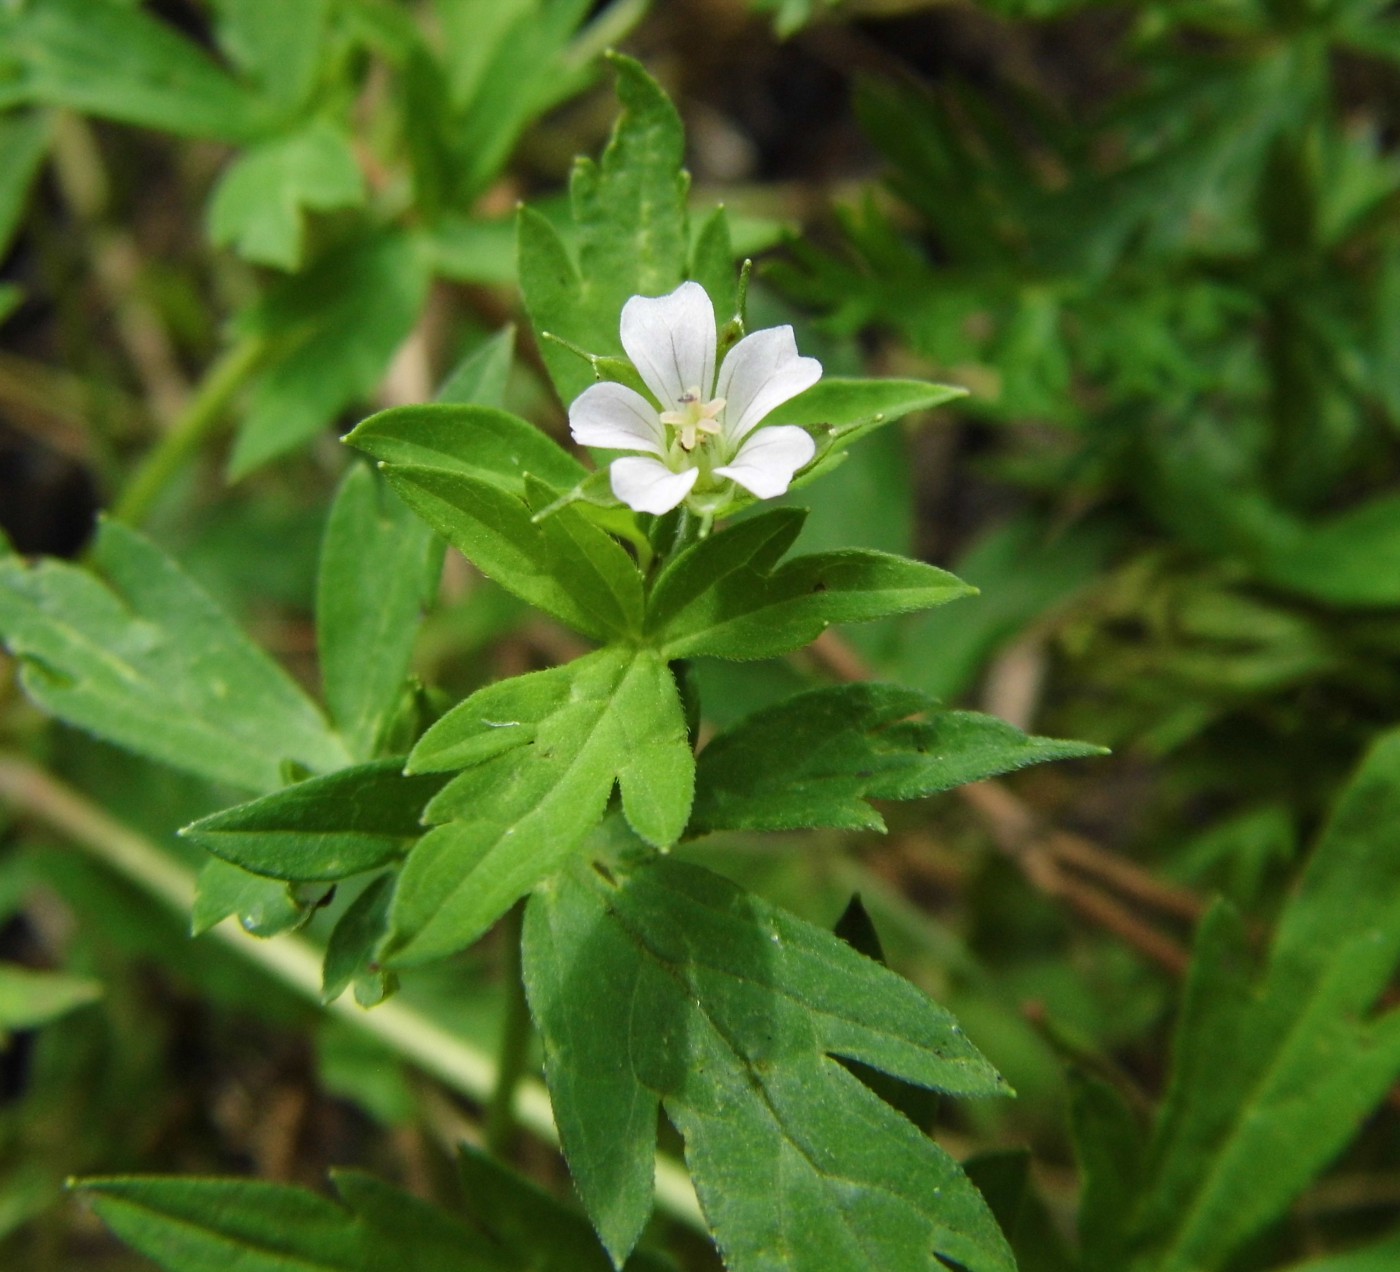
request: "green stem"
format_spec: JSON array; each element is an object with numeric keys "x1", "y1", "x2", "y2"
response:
[
  {"x1": 485, "y1": 901, "x2": 532, "y2": 1159},
  {"x1": 0, "y1": 754, "x2": 705, "y2": 1231},
  {"x1": 111, "y1": 335, "x2": 267, "y2": 526}
]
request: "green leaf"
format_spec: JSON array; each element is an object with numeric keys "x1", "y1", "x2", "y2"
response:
[
  {"x1": 322, "y1": 873, "x2": 396, "y2": 1005},
  {"x1": 0, "y1": 0, "x2": 269, "y2": 142},
  {"x1": 435, "y1": 325, "x2": 516, "y2": 407},
  {"x1": 232, "y1": 231, "x2": 431, "y2": 478},
  {"x1": 318, "y1": 465, "x2": 440, "y2": 760},
  {"x1": 208, "y1": 121, "x2": 365, "y2": 270},
  {"x1": 0, "y1": 520, "x2": 348, "y2": 793},
  {"x1": 648, "y1": 508, "x2": 975, "y2": 660},
  {"x1": 386, "y1": 648, "x2": 693, "y2": 964},
  {"x1": 1126, "y1": 727, "x2": 1400, "y2": 1272},
  {"x1": 191, "y1": 857, "x2": 306, "y2": 938},
  {"x1": 77, "y1": 1170, "x2": 509, "y2": 1272},
  {"x1": 766, "y1": 376, "x2": 968, "y2": 475},
  {"x1": 519, "y1": 54, "x2": 689, "y2": 405},
  {"x1": 523, "y1": 855, "x2": 1014, "y2": 1271},
  {"x1": 378, "y1": 464, "x2": 642, "y2": 640},
  {"x1": 689, "y1": 205, "x2": 739, "y2": 321},
  {"x1": 0, "y1": 965, "x2": 101, "y2": 1039},
  {"x1": 690, "y1": 683, "x2": 1106, "y2": 835},
  {"x1": 211, "y1": 0, "x2": 329, "y2": 115},
  {"x1": 0, "y1": 111, "x2": 49, "y2": 261},
  {"x1": 344, "y1": 404, "x2": 585, "y2": 498},
  {"x1": 181, "y1": 759, "x2": 448, "y2": 882}
]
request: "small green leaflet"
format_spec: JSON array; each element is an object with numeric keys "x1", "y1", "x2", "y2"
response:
[
  {"x1": 1122, "y1": 726, "x2": 1400, "y2": 1272},
  {"x1": 317, "y1": 465, "x2": 441, "y2": 761},
  {"x1": 208, "y1": 120, "x2": 365, "y2": 270},
  {"x1": 78, "y1": 1150, "x2": 674, "y2": 1272},
  {"x1": 646, "y1": 507, "x2": 974, "y2": 660},
  {"x1": 79, "y1": 1170, "x2": 505, "y2": 1272},
  {"x1": 0, "y1": 520, "x2": 348, "y2": 793},
  {"x1": 378, "y1": 464, "x2": 643, "y2": 641},
  {"x1": 345, "y1": 402, "x2": 585, "y2": 496},
  {"x1": 434, "y1": 326, "x2": 517, "y2": 408},
  {"x1": 691, "y1": 682, "x2": 1108, "y2": 834},
  {"x1": 518, "y1": 54, "x2": 690, "y2": 406},
  {"x1": 384, "y1": 647, "x2": 693, "y2": 964},
  {"x1": 766, "y1": 377, "x2": 969, "y2": 485},
  {"x1": 191, "y1": 857, "x2": 306, "y2": 938},
  {"x1": 322, "y1": 874, "x2": 395, "y2": 1006},
  {"x1": 181, "y1": 759, "x2": 448, "y2": 882},
  {"x1": 524, "y1": 856, "x2": 1015, "y2": 1272}
]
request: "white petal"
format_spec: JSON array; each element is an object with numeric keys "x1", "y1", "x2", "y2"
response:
[
  {"x1": 569, "y1": 382, "x2": 665, "y2": 455},
  {"x1": 714, "y1": 325, "x2": 822, "y2": 444},
  {"x1": 713, "y1": 425, "x2": 816, "y2": 499},
  {"x1": 610, "y1": 456, "x2": 700, "y2": 515},
  {"x1": 620, "y1": 281, "x2": 716, "y2": 414}
]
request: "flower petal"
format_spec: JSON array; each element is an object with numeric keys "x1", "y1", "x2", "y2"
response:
[
  {"x1": 620, "y1": 281, "x2": 716, "y2": 414},
  {"x1": 569, "y1": 382, "x2": 665, "y2": 455},
  {"x1": 714, "y1": 325, "x2": 822, "y2": 444},
  {"x1": 610, "y1": 456, "x2": 700, "y2": 515},
  {"x1": 713, "y1": 425, "x2": 816, "y2": 500}
]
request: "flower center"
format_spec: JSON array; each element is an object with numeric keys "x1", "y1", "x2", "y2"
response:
[{"x1": 660, "y1": 388, "x2": 726, "y2": 452}]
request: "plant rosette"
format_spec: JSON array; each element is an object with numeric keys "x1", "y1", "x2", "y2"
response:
[{"x1": 568, "y1": 280, "x2": 821, "y2": 526}]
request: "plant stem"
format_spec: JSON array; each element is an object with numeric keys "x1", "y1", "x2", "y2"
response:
[
  {"x1": 484, "y1": 901, "x2": 532, "y2": 1159},
  {"x1": 111, "y1": 335, "x2": 267, "y2": 527},
  {"x1": 0, "y1": 754, "x2": 706, "y2": 1231}
]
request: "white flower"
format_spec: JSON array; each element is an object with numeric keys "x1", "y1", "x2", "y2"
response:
[{"x1": 568, "y1": 281, "x2": 822, "y2": 517}]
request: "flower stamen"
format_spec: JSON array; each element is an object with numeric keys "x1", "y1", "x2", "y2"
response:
[{"x1": 660, "y1": 388, "x2": 726, "y2": 451}]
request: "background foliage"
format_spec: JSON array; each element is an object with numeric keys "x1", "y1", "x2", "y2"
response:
[{"x1": 3, "y1": 0, "x2": 1400, "y2": 1269}]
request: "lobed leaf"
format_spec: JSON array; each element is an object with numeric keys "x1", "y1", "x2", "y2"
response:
[
  {"x1": 519, "y1": 54, "x2": 690, "y2": 405},
  {"x1": 690, "y1": 683, "x2": 1107, "y2": 834},
  {"x1": 385, "y1": 648, "x2": 693, "y2": 964},
  {"x1": 523, "y1": 855, "x2": 1014, "y2": 1271},
  {"x1": 0, "y1": 520, "x2": 348, "y2": 793},
  {"x1": 208, "y1": 121, "x2": 365, "y2": 270}
]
